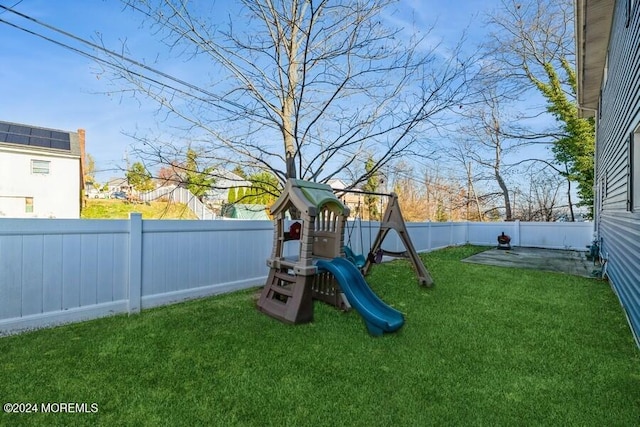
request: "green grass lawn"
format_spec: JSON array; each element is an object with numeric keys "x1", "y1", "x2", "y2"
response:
[
  {"x1": 1, "y1": 246, "x2": 638, "y2": 426},
  {"x1": 81, "y1": 199, "x2": 198, "y2": 219}
]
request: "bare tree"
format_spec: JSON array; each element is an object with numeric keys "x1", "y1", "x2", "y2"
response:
[
  {"x1": 446, "y1": 144, "x2": 486, "y2": 221},
  {"x1": 454, "y1": 88, "x2": 526, "y2": 221},
  {"x1": 98, "y1": 0, "x2": 478, "y2": 190},
  {"x1": 514, "y1": 169, "x2": 564, "y2": 221},
  {"x1": 418, "y1": 167, "x2": 469, "y2": 222},
  {"x1": 485, "y1": 0, "x2": 574, "y2": 92},
  {"x1": 509, "y1": 157, "x2": 576, "y2": 221},
  {"x1": 483, "y1": 0, "x2": 594, "y2": 215}
]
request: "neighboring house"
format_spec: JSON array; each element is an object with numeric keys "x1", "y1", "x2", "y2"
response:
[
  {"x1": 327, "y1": 179, "x2": 363, "y2": 217},
  {"x1": 204, "y1": 169, "x2": 251, "y2": 213},
  {"x1": 0, "y1": 120, "x2": 84, "y2": 218},
  {"x1": 105, "y1": 177, "x2": 133, "y2": 195},
  {"x1": 146, "y1": 167, "x2": 252, "y2": 217},
  {"x1": 221, "y1": 203, "x2": 269, "y2": 220},
  {"x1": 576, "y1": 0, "x2": 640, "y2": 344}
]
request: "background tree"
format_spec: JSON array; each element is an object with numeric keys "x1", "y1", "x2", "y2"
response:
[
  {"x1": 530, "y1": 170, "x2": 563, "y2": 222},
  {"x1": 183, "y1": 148, "x2": 215, "y2": 201},
  {"x1": 157, "y1": 163, "x2": 181, "y2": 187},
  {"x1": 512, "y1": 169, "x2": 566, "y2": 221},
  {"x1": 232, "y1": 166, "x2": 248, "y2": 181},
  {"x1": 103, "y1": 0, "x2": 478, "y2": 190},
  {"x1": 248, "y1": 171, "x2": 279, "y2": 205},
  {"x1": 389, "y1": 162, "x2": 427, "y2": 222},
  {"x1": 126, "y1": 161, "x2": 155, "y2": 192},
  {"x1": 454, "y1": 90, "x2": 521, "y2": 221},
  {"x1": 362, "y1": 156, "x2": 380, "y2": 221},
  {"x1": 84, "y1": 153, "x2": 98, "y2": 188},
  {"x1": 227, "y1": 188, "x2": 237, "y2": 204},
  {"x1": 236, "y1": 187, "x2": 246, "y2": 203},
  {"x1": 484, "y1": 0, "x2": 594, "y2": 216}
]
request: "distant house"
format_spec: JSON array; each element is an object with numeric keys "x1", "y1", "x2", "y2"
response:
[
  {"x1": 328, "y1": 179, "x2": 364, "y2": 219},
  {"x1": 105, "y1": 177, "x2": 133, "y2": 195},
  {"x1": 221, "y1": 203, "x2": 270, "y2": 220},
  {"x1": 0, "y1": 121, "x2": 84, "y2": 218},
  {"x1": 204, "y1": 169, "x2": 251, "y2": 212},
  {"x1": 576, "y1": 0, "x2": 640, "y2": 344}
]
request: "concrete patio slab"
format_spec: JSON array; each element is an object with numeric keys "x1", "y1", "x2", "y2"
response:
[{"x1": 461, "y1": 247, "x2": 600, "y2": 278}]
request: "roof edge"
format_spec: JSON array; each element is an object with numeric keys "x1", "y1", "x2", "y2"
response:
[{"x1": 575, "y1": 0, "x2": 615, "y2": 116}]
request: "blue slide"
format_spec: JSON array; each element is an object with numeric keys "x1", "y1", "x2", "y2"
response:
[{"x1": 316, "y1": 257, "x2": 404, "y2": 336}]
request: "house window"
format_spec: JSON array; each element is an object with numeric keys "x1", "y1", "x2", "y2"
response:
[
  {"x1": 25, "y1": 197, "x2": 33, "y2": 213},
  {"x1": 31, "y1": 159, "x2": 50, "y2": 175},
  {"x1": 633, "y1": 126, "x2": 640, "y2": 211}
]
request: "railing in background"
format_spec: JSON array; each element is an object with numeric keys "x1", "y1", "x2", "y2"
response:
[
  {"x1": 0, "y1": 216, "x2": 593, "y2": 335},
  {"x1": 140, "y1": 185, "x2": 216, "y2": 220}
]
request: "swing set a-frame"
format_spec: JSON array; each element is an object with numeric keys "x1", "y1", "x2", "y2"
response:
[{"x1": 339, "y1": 188, "x2": 434, "y2": 287}]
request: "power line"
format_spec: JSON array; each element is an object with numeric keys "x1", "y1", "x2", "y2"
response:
[
  {"x1": 0, "y1": 0, "x2": 23, "y2": 15},
  {"x1": 0, "y1": 16, "x2": 221, "y2": 113},
  {"x1": 0, "y1": 4, "x2": 250, "y2": 116}
]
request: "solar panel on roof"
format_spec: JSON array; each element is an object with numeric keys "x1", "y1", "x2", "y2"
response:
[
  {"x1": 9, "y1": 125, "x2": 30, "y2": 136},
  {"x1": 8, "y1": 134, "x2": 29, "y2": 144},
  {"x1": 50, "y1": 131, "x2": 70, "y2": 142},
  {"x1": 51, "y1": 139, "x2": 70, "y2": 150},
  {"x1": 30, "y1": 137, "x2": 50, "y2": 148},
  {"x1": 30, "y1": 127, "x2": 51, "y2": 138},
  {"x1": 0, "y1": 121, "x2": 73, "y2": 151}
]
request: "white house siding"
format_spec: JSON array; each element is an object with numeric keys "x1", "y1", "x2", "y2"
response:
[
  {"x1": 586, "y1": 1, "x2": 640, "y2": 344},
  {"x1": 0, "y1": 146, "x2": 80, "y2": 218}
]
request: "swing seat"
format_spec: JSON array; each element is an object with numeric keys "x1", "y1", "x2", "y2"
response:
[{"x1": 343, "y1": 245, "x2": 366, "y2": 268}]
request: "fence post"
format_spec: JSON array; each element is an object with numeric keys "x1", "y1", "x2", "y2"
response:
[
  {"x1": 449, "y1": 221, "x2": 453, "y2": 246},
  {"x1": 465, "y1": 221, "x2": 469, "y2": 245},
  {"x1": 513, "y1": 220, "x2": 521, "y2": 247},
  {"x1": 128, "y1": 213, "x2": 143, "y2": 314}
]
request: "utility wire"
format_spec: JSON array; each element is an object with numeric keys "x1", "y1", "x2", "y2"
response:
[
  {"x1": 0, "y1": 17, "x2": 222, "y2": 108},
  {"x1": 0, "y1": 0, "x2": 23, "y2": 14},
  {"x1": 0, "y1": 4, "x2": 249, "y2": 116}
]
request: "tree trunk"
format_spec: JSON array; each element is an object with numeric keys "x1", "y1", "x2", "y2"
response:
[
  {"x1": 566, "y1": 176, "x2": 575, "y2": 221},
  {"x1": 495, "y1": 170, "x2": 512, "y2": 221}
]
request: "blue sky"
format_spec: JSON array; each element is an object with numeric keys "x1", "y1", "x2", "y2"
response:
[{"x1": 0, "y1": 0, "x2": 509, "y2": 182}]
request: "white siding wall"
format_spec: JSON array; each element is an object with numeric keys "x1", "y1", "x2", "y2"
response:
[{"x1": 0, "y1": 147, "x2": 80, "y2": 218}]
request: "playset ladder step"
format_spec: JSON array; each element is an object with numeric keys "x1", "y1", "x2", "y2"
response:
[
  {"x1": 274, "y1": 271, "x2": 296, "y2": 282},
  {"x1": 270, "y1": 285, "x2": 293, "y2": 297},
  {"x1": 257, "y1": 270, "x2": 314, "y2": 324}
]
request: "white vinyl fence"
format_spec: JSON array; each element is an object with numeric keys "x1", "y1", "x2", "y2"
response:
[{"x1": 0, "y1": 216, "x2": 593, "y2": 335}]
